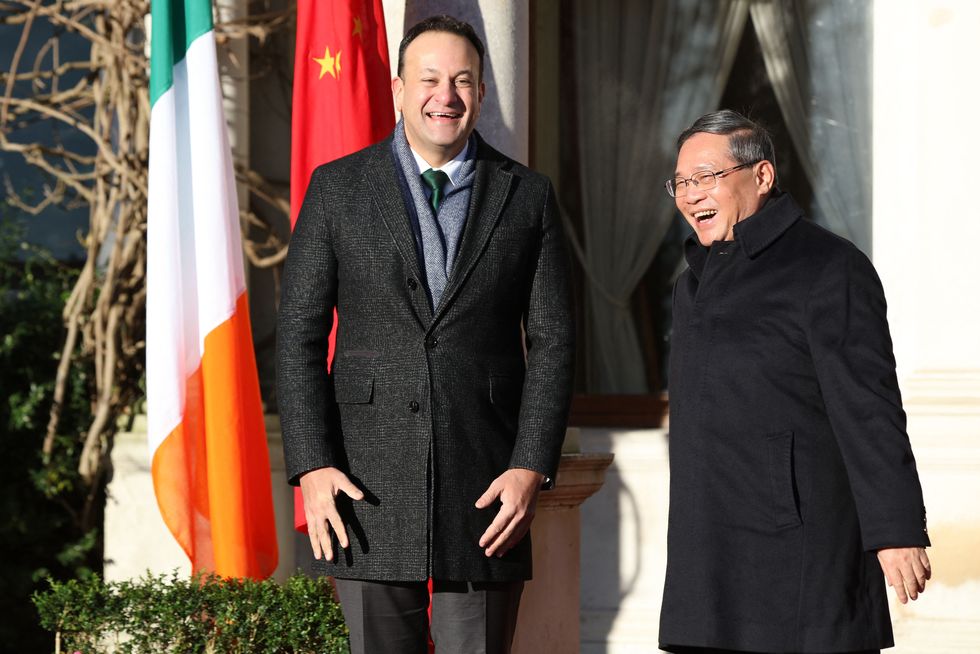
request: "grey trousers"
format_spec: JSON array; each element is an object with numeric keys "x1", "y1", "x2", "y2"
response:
[{"x1": 334, "y1": 578, "x2": 524, "y2": 654}]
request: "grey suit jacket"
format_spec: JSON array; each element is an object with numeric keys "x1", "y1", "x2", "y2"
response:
[{"x1": 276, "y1": 132, "x2": 575, "y2": 582}]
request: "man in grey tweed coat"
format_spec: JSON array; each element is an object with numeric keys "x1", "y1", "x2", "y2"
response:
[{"x1": 276, "y1": 15, "x2": 574, "y2": 654}]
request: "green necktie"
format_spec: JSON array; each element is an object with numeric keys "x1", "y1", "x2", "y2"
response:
[{"x1": 421, "y1": 168, "x2": 450, "y2": 213}]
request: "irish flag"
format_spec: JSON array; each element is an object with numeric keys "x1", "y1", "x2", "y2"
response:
[{"x1": 146, "y1": 0, "x2": 278, "y2": 578}]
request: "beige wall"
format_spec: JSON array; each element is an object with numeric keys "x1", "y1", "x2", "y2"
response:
[{"x1": 873, "y1": 1, "x2": 980, "y2": 650}]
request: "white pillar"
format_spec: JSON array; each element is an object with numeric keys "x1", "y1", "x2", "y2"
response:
[
  {"x1": 579, "y1": 428, "x2": 671, "y2": 654},
  {"x1": 873, "y1": 2, "x2": 980, "y2": 651},
  {"x1": 215, "y1": 0, "x2": 250, "y2": 214},
  {"x1": 390, "y1": 0, "x2": 530, "y2": 163},
  {"x1": 381, "y1": 0, "x2": 405, "y2": 83},
  {"x1": 513, "y1": 452, "x2": 613, "y2": 654}
]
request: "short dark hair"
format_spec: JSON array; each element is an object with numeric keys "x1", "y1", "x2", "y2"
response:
[
  {"x1": 397, "y1": 15, "x2": 486, "y2": 81},
  {"x1": 677, "y1": 110, "x2": 776, "y2": 172}
]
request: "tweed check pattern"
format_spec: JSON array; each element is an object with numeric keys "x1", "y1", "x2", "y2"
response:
[{"x1": 277, "y1": 131, "x2": 575, "y2": 582}]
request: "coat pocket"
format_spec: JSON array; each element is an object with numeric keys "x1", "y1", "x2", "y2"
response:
[
  {"x1": 765, "y1": 430, "x2": 802, "y2": 528},
  {"x1": 334, "y1": 374, "x2": 375, "y2": 404}
]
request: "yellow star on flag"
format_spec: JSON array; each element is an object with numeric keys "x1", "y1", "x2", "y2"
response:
[
  {"x1": 353, "y1": 16, "x2": 364, "y2": 41},
  {"x1": 313, "y1": 46, "x2": 342, "y2": 80}
]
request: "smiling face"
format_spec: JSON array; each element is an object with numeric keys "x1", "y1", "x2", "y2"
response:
[
  {"x1": 674, "y1": 132, "x2": 774, "y2": 246},
  {"x1": 392, "y1": 30, "x2": 485, "y2": 167}
]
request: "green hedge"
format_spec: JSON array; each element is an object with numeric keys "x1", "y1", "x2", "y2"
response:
[
  {"x1": 1, "y1": 211, "x2": 96, "y2": 650},
  {"x1": 32, "y1": 572, "x2": 350, "y2": 654}
]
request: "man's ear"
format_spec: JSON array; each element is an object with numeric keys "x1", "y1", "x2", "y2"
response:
[
  {"x1": 391, "y1": 77, "x2": 404, "y2": 113},
  {"x1": 756, "y1": 160, "x2": 776, "y2": 195}
]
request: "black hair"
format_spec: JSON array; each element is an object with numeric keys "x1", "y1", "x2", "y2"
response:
[
  {"x1": 397, "y1": 15, "x2": 486, "y2": 81},
  {"x1": 677, "y1": 109, "x2": 776, "y2": 170}
]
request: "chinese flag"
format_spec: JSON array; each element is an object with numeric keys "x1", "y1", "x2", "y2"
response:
[{"x1": 290, "y1": 0, "x2": 395, "y2": 531}]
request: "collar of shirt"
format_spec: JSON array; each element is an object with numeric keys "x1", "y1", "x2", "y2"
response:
[{"x1": 409, "y1": 139, "x2": 472, "y2": 190}]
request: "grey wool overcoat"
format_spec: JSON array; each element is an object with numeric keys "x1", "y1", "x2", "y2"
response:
[
  {"x1": 276, "y1": 131, "x2": 575, "y2": 583},
  {"x1": 659, "y1": 192, "x2": 930, "y2": 653}
]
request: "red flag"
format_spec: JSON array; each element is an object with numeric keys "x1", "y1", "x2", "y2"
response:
[
  {"x1": 289, "y1": 0, "x2": 395, "y2": 531},
  {"x1": 290, "y1": 0, "x2": 394, "y2": 226}
]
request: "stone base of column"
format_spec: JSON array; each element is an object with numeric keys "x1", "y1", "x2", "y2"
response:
[{"x1": 512, "y1": 452, "x2": 614, "y2": 654}]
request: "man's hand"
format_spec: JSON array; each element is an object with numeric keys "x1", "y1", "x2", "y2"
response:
[
  {"x1": 298, "y1": 467, "x2": 365, "y2": 561},
  {"x1": 877, "y1": 546, "x2": 931, "y2": 603},
  {"x1": 475, "y1": 468, "x2": 546, "y2": 558}
]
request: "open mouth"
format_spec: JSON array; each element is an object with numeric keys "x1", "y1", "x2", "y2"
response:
[
  {"x1": 427, "y1": 111, "x2": 462, "y2": 120},
  {"x1": 693, "y1": 209, "x2": 717, "y2": 223}
]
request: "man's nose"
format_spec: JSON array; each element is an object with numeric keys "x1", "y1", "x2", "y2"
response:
[
  {"x1": 684, "y1": 183, "x2": 707, "y2": 203},
  {"x1": 434, "y1": 81, "x2": 458, "y2": 104}
]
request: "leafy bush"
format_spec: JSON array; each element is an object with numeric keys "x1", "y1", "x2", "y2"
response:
[
  {"x1": 0, "y1": 211, "x2": 96, "y2": 651},
  {"x1": 33, "y1": 572, "x2": 350, "y2": 654}
]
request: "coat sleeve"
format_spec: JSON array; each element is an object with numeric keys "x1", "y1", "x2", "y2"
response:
[
  {"x1": 804, "y1": 244, "x2": 929, "y2": 551},
  {"x1": 276, "y1": 167, "x2": 339, "y2": 485},
  {"x1": 508, "y1": 180, "x2": 576, "y2": 482}
]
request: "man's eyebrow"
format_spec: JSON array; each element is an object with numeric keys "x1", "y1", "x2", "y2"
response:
[{"x1": 419, "y1": 66, "x2": 475, "y2": 77}]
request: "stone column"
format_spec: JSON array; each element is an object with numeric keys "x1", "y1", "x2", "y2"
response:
[
  {"x1": 215, "y1": 0, "x2": 250, "y2": 213},
  {"x1": 578, "y1": 428, "x2": 672, "y2": 654},
  {"x1": 873, "y1": 2, "x2": 980, "y2": 651},
  {"x1": 512, "y1": 452, "x2": 614, "y2": 654},
  {"x1": 104, "y1": 417, "x2": 190, "y2": 581},
  {"x1": 391, "y1": 0, "x2": 530, "y2": 163}
]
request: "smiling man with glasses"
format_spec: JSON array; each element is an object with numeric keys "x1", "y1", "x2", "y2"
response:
[{"x1": 658, "y1": 110, "x2": 932, "y2": 654}]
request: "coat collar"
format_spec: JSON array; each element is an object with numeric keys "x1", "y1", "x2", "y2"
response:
[
  {"x1": 684, "y1": 190, "x2": 803, "y2": 278},
  {"x1": 362, "y1": 129, "x2": 514, "y2": 326},
  {"x1": 364, "y1": 132, "x2": 421, "y2": 280}
]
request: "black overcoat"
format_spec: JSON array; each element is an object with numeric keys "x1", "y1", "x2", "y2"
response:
[
  {"x1": 276, "y1": 132, "x2": 574, "y2": 582},
  {"x1": 659, "y1": 193, "x2": 930, "y2": 653}
]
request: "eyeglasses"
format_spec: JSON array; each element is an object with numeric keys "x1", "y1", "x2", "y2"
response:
[{"x1": 665, "y1": 160, "x2": 762, "y2": 198}]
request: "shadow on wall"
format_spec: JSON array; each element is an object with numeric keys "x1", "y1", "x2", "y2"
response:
[{"x1": 580, "y1": 427, "x2": 669, "y2": 654}]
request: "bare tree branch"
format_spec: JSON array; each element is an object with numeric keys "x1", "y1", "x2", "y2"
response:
[{"x1": 3, "y1": 0, "x2": 292, "y2": 533}]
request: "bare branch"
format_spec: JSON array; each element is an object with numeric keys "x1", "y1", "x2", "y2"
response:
[
  {"x1": 1, "y1": 0, "x2": 42, "y2": 127},
  {"x1": 5, "y1": 0, "x2": 292, "y2": 535}
]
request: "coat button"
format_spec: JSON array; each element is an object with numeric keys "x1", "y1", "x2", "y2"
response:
[
  {"x1": 408, "y1": 400, "x2": 420, "y2": 413},
  {"x1": 424, "y1": 336, "x2": 438, "y2": 349},
  {"x1": 407, "y1": 277, "x2": 418, "y2": 290}
]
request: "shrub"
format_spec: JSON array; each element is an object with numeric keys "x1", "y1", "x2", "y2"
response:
[
  {"x1": 33, "y1": 571, "x2": 350, "y2": 654},
  {"x1": 0, "y1": 211, "x2": 96, "y2": 651}
]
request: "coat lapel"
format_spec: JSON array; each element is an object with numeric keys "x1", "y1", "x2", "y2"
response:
[
  {"x1": 432, "y1": 143, "x2": 513, "y2": 325},
  {"x1": 364, "y1": 138, "x2": 433, "y2": 323}
]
